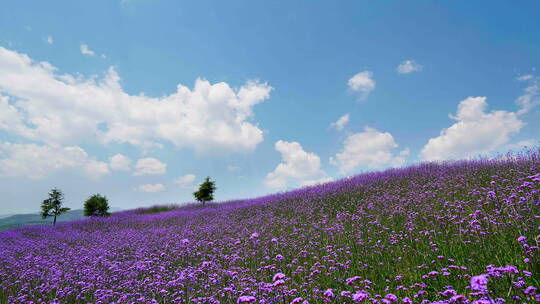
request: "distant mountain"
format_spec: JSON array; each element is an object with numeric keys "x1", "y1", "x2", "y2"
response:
[
  {"x1": 0, "y1": 208, "x2": 118, "y2": 231},
  {"x1": 0, "y1": 207, "x2": 123, "y2": 231}
]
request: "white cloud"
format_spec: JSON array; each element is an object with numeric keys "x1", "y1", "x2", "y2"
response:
[
  {"x1": 348, "y1": 71, "x2": 375, "y2": 100},
  {"x1": 175, "y1": 174, "x2": 196, "y2": 188},
  {"x1": 515, "y1": 75, "x2": 539, "y2": 115},
  {"x1": 330, "y1": 127, "x2": 408, "y2": 174},
  {"x1": 397, "y1": 60, "x2": 422, "y2": 74},
  {"x1": 517, "y1": 74, "x2": 533, "y2": 82},
  {"x1": 0, "y1": 46, "x2": 272, "y2": 154},
  {"x1": 46, "y1": 36, "x2": 53, "y2": 45},
  {"x1": 84, "y1": 161, "x2": 110, "y2": 179},
  {"x1": 108, "y1": 153, "x2": 131, "y2": 171},
  {"x1": 133, "y1": 157, "x2": 166, "y2": 176},
  {"x1": 399, "y1": 148, "x2": 411, "y2": 157},
  {"x1": 420, "y1": 97, "x2": 524, "y2": 161},
  {"x1": 136, "y1": 183, "x2": 165, "y2": 192},
  {"x1": 264, "y1": 140, "x2": 325, "y2": 189},
  {"x1": 80, "y1": 43, "x2": 95, "y2": 56},
  {"x1": 0, "y1": 95, "x2": 24, "y2": 131},
  {"x1": 502, "y1": 139, "x2": 538, "y2": 152},
  {"x1": 300, "y1": 177, "x2": 334, "y2": 187},
  {"x1": 331, "y1": 113, "x2": 350, "y2": 131},
  {"x1": 0, "y1": 142, "x2": 109, "y2": 179}
]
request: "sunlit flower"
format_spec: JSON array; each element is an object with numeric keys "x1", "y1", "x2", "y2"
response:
[
  {"x1": 323, "y1": 289, "x2": 335, "y2": 298},
  {"x1": 470, "y1": 274, "x2": 489, "y2": 291},
  {"x1": 273, "y1": 272, "x2": 286, "y2": 281},
  {"x1": 237, "y1": 296, "x2": 256, "y2": 303}
]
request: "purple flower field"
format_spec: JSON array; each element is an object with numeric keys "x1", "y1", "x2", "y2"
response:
[{"x1": 0, "y1": 151, "x2": 539, "y2": 304}]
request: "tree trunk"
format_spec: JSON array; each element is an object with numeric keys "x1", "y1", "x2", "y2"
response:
[{"x1": 53, "y1": 214, "x2": 57, "y2": 226}]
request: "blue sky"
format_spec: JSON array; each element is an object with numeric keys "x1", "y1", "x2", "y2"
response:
[{"x1": 0, "y1": 1, "x2": 539, "y2": 214}]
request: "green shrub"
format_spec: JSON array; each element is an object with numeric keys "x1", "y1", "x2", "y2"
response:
[
  {"x1": 135, "y1": 205, "x2": 177, "y2": 214},
  {"x1": 83, "y1": 194, "x2": 111, "y2": 217}
]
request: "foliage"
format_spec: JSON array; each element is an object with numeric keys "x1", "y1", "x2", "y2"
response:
[
  {"x1": 40, "y1": 188, "x2": 70, "y2": 226},
  {"x1": 83, "y1": 194, "x2": 111, "y2": 217},
  {"x1": 1, "y1": 150, "x2": 539, "y2": 303},
  {"x1": 135, "y1": 205, "x2": 178, "y2": 214},
  {"x1": 193, "y1": 176, "x2": 217, "y2": 206}
]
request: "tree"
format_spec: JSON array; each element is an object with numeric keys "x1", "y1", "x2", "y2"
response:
[
  {"x1": 41, "y1": 188, "x2": 70, "y2": 226},
  {"x1": 193, "y1": 176, "x2": 216, "y2": 206},
  {"x1": 84, "y1": 194, "x2": 111, "y2": 217}
]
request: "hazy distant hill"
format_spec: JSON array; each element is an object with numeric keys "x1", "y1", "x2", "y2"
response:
[{"x1": 0, "y1": 208, "x2": 121, "y2": 231}]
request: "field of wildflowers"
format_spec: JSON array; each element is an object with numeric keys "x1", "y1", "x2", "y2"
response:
[{"x1": 0, "y1": 150, "x2": 538, "y2": 303}]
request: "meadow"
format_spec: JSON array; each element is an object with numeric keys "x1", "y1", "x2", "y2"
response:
[{"x1": 0, "y1": 150, "x2": 538, "y2": 303}]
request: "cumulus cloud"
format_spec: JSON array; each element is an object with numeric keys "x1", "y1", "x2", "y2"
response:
[
  {"x1": 80, "y1": 43, "x2": 95, "y2": 56},
  {"x1": 0, "y1": 142, "x2": 109, "y2": 179},
  {"x1": 0, "y1": 46, "x2": 272, "y2": 154},
  {"x1": 85, "y1": 161, "x2": 110, "y2": 179},
  {"x1": 175, "y1": 174, "x2": 196, "y2": 188},
  {"x1": 397, "y1": 60, "x2": 422, "y2": 74},
  {"x1": 108, "y1": 153, "x2": 131, "y2": 171},
  {"x1": 330, "y1": 127, "x2": 408, "y2": 174},
  {"x1": 133, "y1": 157, "x2": 166, "y2": 176},
  {"x1": 265, "y1": 140, "x2": 325, "y2": 189},
  {"x1": 420, "y1": 97, "x2": 524, "y2": 161},
  {"x1": 0, "y1": 95, "x2": 23, "y2": 132},
  {"x1": 46, "y1": 36, "x2": 53, "y2": 45},
  {"x1": 331, "y1": 113, "x2": 350, "y2": 131},
  {"x1": 348, "y1": 71, "x2": 375, "y2": 100},
  {"x1": 136, "y1": 183, "x2": 165, "y2": 192}
]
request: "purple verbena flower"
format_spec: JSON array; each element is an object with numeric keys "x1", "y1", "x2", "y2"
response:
[
  {"x1": 237, "y1": 296, "x2": 256, "y2": 303},
  {"x1": 470, "y1": 274, "x2": 489, "y2": 291},
  {"x1": 352, "y1": 291, "x2": 369, "y2": 302},
  {"x1": 323, "y1": 289, "x2": 335, "y2": 298},
  {"x1": 273, "y1": 272, "x2": 286, "y2": 282},
  {"x1": 290, "y1": 297, "x2": 303, "y2": 304}
]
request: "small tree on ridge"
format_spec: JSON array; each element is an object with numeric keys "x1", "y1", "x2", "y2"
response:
[
  {"x1": 193, "y1": 176, "x2": 216, "y2": 206},
  {"x1": 84, "y1": 194, "x2": 111, "y2": 217},
  {"x1": 41, "y1": 188, "x2": 70, "y2": 226}
]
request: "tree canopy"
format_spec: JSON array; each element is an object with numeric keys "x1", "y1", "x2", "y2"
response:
[
  {"x1": 41, "y1": 188, "x2": 70, "y2": 226},
  {"x1": 193, "y1": 177, "x2": 216, "y2": 206},
  {"x1": 84, "y1": 194, "x2": 111, "y2": 217}
]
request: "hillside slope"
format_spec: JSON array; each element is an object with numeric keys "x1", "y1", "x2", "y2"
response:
[
  {"x1": 0, "y1": 210, "x2": 86, "y2": 231},
  {"x1": 0, "y1": 151, "x2": 539, "y2": 303},
  {"x1": 0, "y1": 208, "x2": 122, "y2": 232}
]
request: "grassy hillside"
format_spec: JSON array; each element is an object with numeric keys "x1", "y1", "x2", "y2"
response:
[
  {"x1": 0, "y1": 151, "x2": 538, "y2": 303},
  {"x1": 0, "y1": 210, "x2": 86, "y2": 232}
]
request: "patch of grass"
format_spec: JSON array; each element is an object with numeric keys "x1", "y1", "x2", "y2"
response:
[{"x1": 134, "y1": 205, "x2": 178, "y2": 214}]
